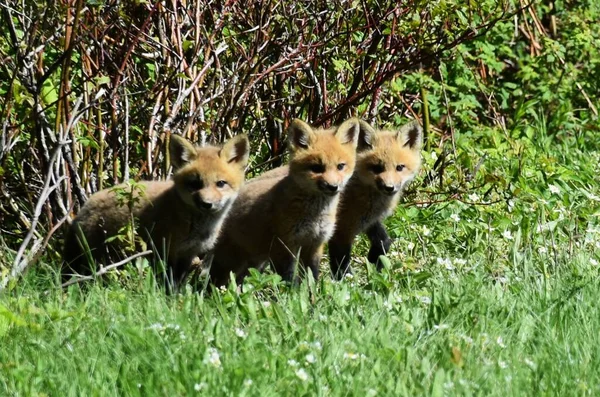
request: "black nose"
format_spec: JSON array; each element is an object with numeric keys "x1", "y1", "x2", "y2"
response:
[
  {"x1": 324, "y1": 183, "x2": 339, "y2": 193},
  {"x1": 384, "y1": 185, "x2": 395, "y2": 193},
  {"x1": 195, "y1": 197, "x2": 214, "y2": 210}
]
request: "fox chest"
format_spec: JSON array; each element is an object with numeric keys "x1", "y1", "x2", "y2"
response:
[
  {"x1": 359, "y1": 196, "x2": 397, "y2": 231},
  {"x1": 289, "y1": 212, "x2": 336, "y2": 247}
]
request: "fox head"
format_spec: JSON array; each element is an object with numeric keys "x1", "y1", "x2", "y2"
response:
[
  {"x1": 354, "y1": 120, "x2": 423, "y2": 196},
  {"x1": 287, "y1": 118, "x2": 360, "y2": 196},
  {"x1": 170, "y1": 134, "x2": 250, "y2": 213}
]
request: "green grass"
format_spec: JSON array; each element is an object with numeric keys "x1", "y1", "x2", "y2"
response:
[{"x1": 1, "y1": 117, "x2": 599, "y2": 396}]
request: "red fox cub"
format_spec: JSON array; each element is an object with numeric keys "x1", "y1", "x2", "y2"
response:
[
  {"x1": 329, "y1": 120, "x2": 423, "y2": 278},
  {"x1": 247, "y1": 120, "x2": 423, "y2": 279},
  {"x1": 62, "y1": 134, "x2": 249, "y2": 288},
  {"x1": 208, "y1": 118, "x2": 361, "y2": 286}
]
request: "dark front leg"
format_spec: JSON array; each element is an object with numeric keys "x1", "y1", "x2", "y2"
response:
[
  {"x1": 328, "y1": 239, "x2": 353, "y2": 280},
  {"x1": 164, "y1": 256, "x2": 193, "y2": 293},
  {"x1": 270, "y1": 247, "x2": 300, "y2": 285},
  {"x1": 366, "y1": 221, "x2": 392, "y2": 269},
  {"x1": 301, "y1": 244, "x2": 323, "y2": 282}
]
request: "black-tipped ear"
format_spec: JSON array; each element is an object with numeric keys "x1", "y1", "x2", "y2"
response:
[
  {"x1": 288, "y1": 119, "x2": 314, "y2": 151},
  {"x1": 357, "y1": 120, "x2": 376, "y2": 151},
  {"x1": 335, "y1": 118, "x2": 361, "y2": 149},
  {"x1": 220, "y1": 134, "x2": 250, "y2": 168},
  {"x1": 396, "y1": 121, "x2": 423, "y2": 151},
  {"x1": 169, "y1": 134, "x2": 198, "y2": 169}
]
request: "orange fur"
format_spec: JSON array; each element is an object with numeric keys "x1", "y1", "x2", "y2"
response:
[
  {"x1": 62, "y1": 134, "x2": 249, "y2": 289},
  {"x1": 209, "y1": 118, "x2": 361, "y2": 286}
]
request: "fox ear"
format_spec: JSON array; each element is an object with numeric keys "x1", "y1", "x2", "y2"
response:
[
  {"x1": 170, "y1": 134, "x2": 198, "y2": 169},
  {"x1": 357, "y1": 119, "x2": 376, "y2": 151},
  {"x1": 220, "y1": 134, "x2": 250, "y2": 168},
  {"x1": 288, "y1": 119, "x2": 315, "y2": 151},
  {"x1": 335, "y1": 118, "x2": 361, "y2": 149},
  {"x1": 396, "y1": 121, "x2": 423, "y2": 151}
]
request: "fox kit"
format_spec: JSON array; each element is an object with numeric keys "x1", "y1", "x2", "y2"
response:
[
  {"x1": 329, "y1": 120, "x2": 423, "y2": 278},
  {"x1": 62, "y1": 134, "x2": 249, "y2": 288},
  {"x1": 208, "y1": 118, "x2": 360, "y2": 286}
]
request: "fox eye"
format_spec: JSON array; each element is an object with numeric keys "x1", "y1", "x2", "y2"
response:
[
  {"x1": 186, "y1": 178, "x2": 203, "y2": 190},
  {"x1": 309, "y1": 163, "x2": 326, "y2": 174},
  {"x1": 216, "y1": 180, "x2": 228, "y2": 188},
  {"x1": 396, "y1": 164, "x2": 405, "y2": 172},
  {"x1": 371, "y1": 164, "x2": 385, "y2": 174},
  {"x1": 337, "y1": 163, "x2": 346, "y2": 171}
]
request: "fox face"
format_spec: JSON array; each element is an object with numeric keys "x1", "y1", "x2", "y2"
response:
[
  {"x1": 354, "y1": 121, "x2": 423, "y2": 195},
  {"x1": 287, "y1": 118, "x2": 360, "y2": 196},
  {"x1": 171, "y1": 134, "x2": 249, "y2": 213}
]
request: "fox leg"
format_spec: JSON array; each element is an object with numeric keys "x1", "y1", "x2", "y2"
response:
[
  {"x1": 329, "y1": 236, "x2": 353, "y2": 280},
  {"x1": 366, "y1": 221, "x2": 392, "y2": 269},
  {"x1": 301, "y1": 244, "x2": 323, "y2": 281}
]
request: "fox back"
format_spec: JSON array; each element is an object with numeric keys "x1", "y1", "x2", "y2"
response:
[
  {"x1": 209, "y1": 118, "x2": 361, "y2": 286},
  {"x1": 329, "y1": 120, "x2": 423, "y2": 278},
  {"x1": 62, "y1": 134, "x2": 249, "y2": 288}
]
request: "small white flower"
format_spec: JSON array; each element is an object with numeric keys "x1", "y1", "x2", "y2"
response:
[
  {"x1": 524, "y1": 358, "x2": 536, "y2": 369},
  {"x1": 437, "y1": 257, "x2": 455, "y2": 270},
  {"x1": 454, "y1": 258, "x2": 467, "y2": 266},
  {"x1": 433, "y1": 324, "x2": 449, "y2": 330},
  {"x1": 502, "y1": 230, "x2": 513, "y2": 240},
  {"x1": 407, "y1": 241, "x2": 415, "y2": 250},
  {"x1": 137, "y1": 384, "x2": 142, "y2": 388},
  {"x1": 367, "y1": 389, "x2": 378, "y2": 397},
  {"x1": 538, "y1": 246, "x2": 547, "y2": 254},
  {"x1": 444, "y1": 381, "x2": 455, "y2": 389},
  {"x1": 288, "y1": 359, "x2": 299, "y2": 367},
  {"x1": 235, "y1": 328, "x2": 247, "y2": 338},
  {"x1": 549, "y1": 184, "x2": 560, "y2": 195},
  {"x1": 305, "y1": 354, "x2": 316, "y2": 364},
  {"x1": 497, "y1": 336, "x2": 506, "y2": 348},
  {"x1": 218, "y1": 285, "x2": 227, "y2": 293},
  {"x1": 468, "y1": 193, "x2": 480, "y2": 202},
  {"x1": 295, "y1": 368, "x2": 309, "y2": 382},
  {"x1": 431, "y1": 151, "x2": 438, "y2": 161},
  {"x1": 343, "y1": 352, "x2": 360, "y2": 361},
  {"x1": 422, "y1": 225, "x2": 431, "y2": 236},
  {"x1": 420, "y1": 296, "x2": 432, "y2": 305},
  {"x1": 204, "y1": 348, "x2": 221, "y2": 368},
  {"x1": 450, "y1": 213, "x2": 461, "y2": 222},
  {"x1": 243, "y1": 379, "x2": 253, "y2": 387},
  {"x1": 591, "y1": 258, "x2": 599, "y2": 267},
  {"x1": 261, "y1": 301, "x2": 271, "y2": 308},
  {"x1": 194, "y1": 382, "x2": 207, "y2": 391},
  {"x1": 498, "y1": 360, "x2": 508, "y2": 369},
  {"x1": 312, "y1": 341, "x2": 322, "y2": 350}
]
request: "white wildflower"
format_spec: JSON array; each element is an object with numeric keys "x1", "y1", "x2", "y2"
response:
[
  {"x1": 243, "y1": 379, "x2": 253, "y2": 387},
  {"x1": 524, "y1": 358, "x2": 536, "y2": 369},
  {"x1": 295, "y1": 368, "x2": 309, "y2": 382},
  {"x1": 383, "y1": 300, "x2": 393, "y2": 310},
  {"x1": 194, "y1": 383, "x2": 207, "y2": 391},
  {"x1": 261, "y1": 301, "x2": 271, "y2": 308},
  {"x1": 288, "y1": 359, "x2": 299, "y2": 367},
  {"x1": 204, "y1": 348, "x2": 221, "y2": 368},
  {"x1": 367, "y1": 389, "x2": 378, "y2": 397},
  {"x1": 437, "y1": 257, "x2": 454, "y2": 271},
  {"x1": 591, "y1": 258, "x2": 599, "y2": 267},
  {"x1": 454, "y1": 258, "x2": 467, "y2": 266},
  {"x1": 235, "y1": 328, "x2": 247, "y2": 338},
  {"x1": 312, "y1": 341, "x2": 322, "y2": 350},
  {"x1": 343, "y1": 352, "x2": 360, "y2": 361},
  {"x1": 305, "y1": 354, "x2": 316, "y2": 364},
  {"x1": 422, "y1": 225, "x2": 431, "y2": 236},
  {"x1": 497, "y1": 336, "x2": 506, "y2": 348},
  {"x1": 407, "y1": 241, "x2": 415, "y2": 250},
  {"x1": 431, "y1": 151, "x2": 438, "y2": 161},
  {"x1": 502, "y1": 230, "x2": 513, "y2": 240},
  {"x1": 450, "y1": 213, "x2": 461, "y2": 223},
  {"x1": 420, "y1": 296, "x2": 432, "y2": 305},
  {"x1": 548, "y1": 184, "x2": 560, "y2": 195},
  {"x1": 538, "y1": 246, "x2": 547, "y2": 254},
  {"x1": 468, "y1": 193, "x2": 480, "y2": 202},
  {"x1": 498, "y1": 360, "x2": 508, "y2": 369}
]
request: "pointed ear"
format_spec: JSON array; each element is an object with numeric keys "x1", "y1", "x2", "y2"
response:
[
  {"x1": 287, "y1": 119, "x2": 315, "y2": 151},
  {"x1": 396, "y1": 121, "x2": 423, "y2": 151},
  {"x1": 220, "y1": 134, "x2": 250, "y2": 168},
  {"x1": 357, "y1": 119, "x2": 376, "y2": 151},
  {"x1": 169, "y1": 134, "x2": 198, "y2": 169},
  {"x1": 335, "y1": 118, "x2": 361, "y2": 149}
]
